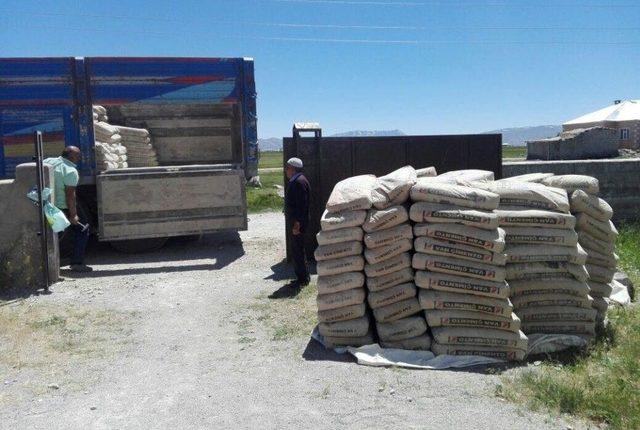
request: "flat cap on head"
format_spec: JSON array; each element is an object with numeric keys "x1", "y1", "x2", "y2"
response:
[{"x1": 287, "y1": 157, "x2": 303, "y2": 169}]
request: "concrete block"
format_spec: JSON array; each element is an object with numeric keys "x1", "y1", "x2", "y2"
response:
[{"x1": 0, "y1": 163, "x2": 59, "y2": 294}]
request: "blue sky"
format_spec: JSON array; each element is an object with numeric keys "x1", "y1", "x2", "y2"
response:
[{"x1": 2, "y1": 0, "x2": 639, "y2": 138}]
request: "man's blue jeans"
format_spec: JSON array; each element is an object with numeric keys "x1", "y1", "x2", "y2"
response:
[{"x1": 62, "y1": 209, "x2": 90, "y2": 265}]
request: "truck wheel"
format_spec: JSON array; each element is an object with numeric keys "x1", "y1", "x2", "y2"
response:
[{"x1": 109, "y1": 237, "x2": 168, "y2": 253}]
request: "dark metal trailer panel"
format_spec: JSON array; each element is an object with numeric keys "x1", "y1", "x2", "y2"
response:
[{"x1": 283, "y1": 134, "x2": 502, "y2": 259}]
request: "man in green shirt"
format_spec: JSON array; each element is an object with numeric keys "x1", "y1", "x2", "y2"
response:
[{"x1": 44, "y1": 146, "x2": 92, "y2": 272}]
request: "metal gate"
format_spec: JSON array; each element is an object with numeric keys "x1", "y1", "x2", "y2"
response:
[{"x1": 283, "y1": 134, "x2": 503, "y2": 260}]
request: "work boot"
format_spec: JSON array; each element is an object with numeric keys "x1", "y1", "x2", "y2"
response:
[
  {"x1": 299, "y1": 276, "x2": 310, "y2": 287},
  {"x1": 70, "y1": 264, "x2": 93, "y2": 273}
]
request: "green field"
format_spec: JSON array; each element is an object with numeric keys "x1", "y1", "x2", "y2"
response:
[
  {"x1": 258, "y1": 151, "x2": 284, "y2": 169},
  {"x1": 502, "y1": 146, "x2": 527, "y2": 159},
  {"x1": 498, "y1": 223, "x2": 639, "y2": 429},
  {"x1": 246, "y1": 170, "x2": 284, "y2": 213}
]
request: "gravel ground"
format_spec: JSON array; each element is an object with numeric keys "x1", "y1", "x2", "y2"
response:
[{"x1": 0, "y1": 212, "x2": 583, "y2": 429}]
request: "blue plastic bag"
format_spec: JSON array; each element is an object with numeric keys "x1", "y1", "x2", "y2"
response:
[
  {"x1": 27, "y1": 187, "x2": 71, "y2": 233},
  {"x1": 44, "y1": 201, "x2": 71, "y2": 232}
]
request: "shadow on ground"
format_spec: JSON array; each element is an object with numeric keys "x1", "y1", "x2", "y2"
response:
[
  {"x1": 61, "y1": 231, "x2": 245, "y2": 279},
  {"x1": 302, "y1": 337, "x2": 356, "y2": 364}
]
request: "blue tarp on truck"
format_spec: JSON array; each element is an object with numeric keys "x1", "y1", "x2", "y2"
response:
[{"x1": 0, "y1": 57, "x2": 258, "y2": 179}]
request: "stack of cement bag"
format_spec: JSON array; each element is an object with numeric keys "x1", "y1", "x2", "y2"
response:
[
  {"x1": 411, "y1": 179, "x2": 528, "y2": 361},
  {"x1": 93, "y1": 121, "x2": 128, "y2": 170},
  {"x1": 363, "y1": 166, "x2": 432, "y2": 350},
  {"x1": 542, "y1": 175, "x2": 619, "y2": 323},
  {"x1": 116, "y1": 125, "x2": 160, "y2": 167},
  {"x1": 315, "y1": 175, "x2": 377, "y2": 348},
  {"x1": 485, "y1": 179, "x2": 597, "y2": 341}
]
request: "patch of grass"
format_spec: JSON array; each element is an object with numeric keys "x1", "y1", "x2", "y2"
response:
[
  {"x1": 498, "y1": 223, "x2": 640, "y2": 429},
  {"x1": 246, "y1": 170, "x2": 284, "y2": 213},
  {"x1": 617, "y1": 222, "x2": 640, "y2": 289},
  {"x1": 244, "y1": 283, "x2": 318, "y2": 341},
  {"x1": 502, "y1": 146, "x2": 527, "y2": 159},
  {"x1": 258, "y1": 151, "x2": 283, "y2": 169},
  {"x1": 0, "y1": 302, "x2": 135, "y2": 405},
  {"x1": 498, "y1": 306, "x2": 640, "y2": 429}
]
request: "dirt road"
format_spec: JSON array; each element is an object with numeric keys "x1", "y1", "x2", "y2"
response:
[{"x1": 1, "y1": 212, "x2": 578, "y2": 429}]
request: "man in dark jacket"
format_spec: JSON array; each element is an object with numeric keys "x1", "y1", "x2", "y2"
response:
[{"x1": 284, "y1": 157, "x2": 311, "y2": 287}]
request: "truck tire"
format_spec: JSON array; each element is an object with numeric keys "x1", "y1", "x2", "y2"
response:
[{"x1": 109, "y1": 237, "x2": 168, "y2": 253}]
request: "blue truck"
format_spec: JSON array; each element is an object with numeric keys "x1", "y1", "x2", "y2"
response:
[{"x1": 0, "y1": 57, "x2": 258, "y2": 250}]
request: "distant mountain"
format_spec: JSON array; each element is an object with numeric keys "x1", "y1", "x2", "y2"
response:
[
  {"x1": 258, "y1": 137, "x2": 283, "y2": 152},
  {"x1": 329, "y1": 129, "x2": 406, "y2": 138},
  {"x1": 483, "y1": 125, "x2": 562, "y2": 146},
  {"x1": 258, "y1": 129, "x2": 406, "y2": 152}
]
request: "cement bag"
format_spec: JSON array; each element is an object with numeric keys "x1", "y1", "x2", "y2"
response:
[
  {"x1": 498, "y1": 173, "x2": 554, "y2": 183},
  {"x1": 317, "y1": 226, "x2": 363, "y2": 246},
  {"x1": 431, "y1": 343, "x2": 526, "y2": 361},
  {"x1": 419, "y1": 290, "x2": 513, "y2": 317},
  {"x1": 93, "y1": 121, "x2": 119, "y2": 136},
  {"x1": 410, "y1": 181, "x2": 499, "y2": 210},
  {"x1": 316, "y1": 288, "x2": 366, "y2": 311},
  {"x1": 506, "y1": 262, "x2": 589, "y2": 282},
  {"x1": 317, "y1": 272, "x2": 365, "y2": 295},
  {"x1": 318, "y1": 316, "x2": 370, "y2": 338},
  {"x1": 435, "y1": 169, "x2": 495, "y2": 183},
  {"x1": 570, "y1": 190, "x2": 613, "y2": 221},
  {"x1": 592, "y1": 296, "x2": 609, "y2": 315},
  {"x1": 317, "y1": 303, "x2": 366, "y2": 323},
  {"x1": 320, "y1": 209, "x2": 367, "y2": 231},
  {"x1": 482, "y1": 181, "x2": 570, "y2": 213},
  {"x1": 364, "y1": 239, "x2": 412, "y2": 265},
  {"x1": 370, "y1": 166, "x2": 417, "y2": 209},
  {"x1": 364, "y1": 252, "x2": 412, "y2": 278},
  {"x1": 585, "y1": 263, "x2": 616, "y2": 284},
  {"x1": 367, "y1": 282, "x2": 417, "y2": 309},
  {"x1": 496, "y1": 209, "x2": 575, "y2": 229},
  {"x1": 121, "y1": 136, "x2": 152, "y2": 145},
  {"x1": 316, "y1": 255, "x2": 365, "y2": 276},
  {"x1": 325, "y1": 175, "x2": 376, "y2": 213},
  {"x1": 542, "y1": 175, "x2": 599, "y2": 195},
  {"x1": 323, "y1": 331, "x2": 375, "y2": 348},
  {"x1": 413, "y1": 223, "x2": 506, "y2": 252},
  {"x1": 587, "y1": 281, "x2": 613, "y2": 298},
  {"x1": 416, "y1": 166, "x2": 437, "y2": 178},
  {"x1": 362, "y1": 205, "x2": 408, "y2": 233},
  {"x1": 381, "y1": 334, "x2": 432, "y2": 350},
  {"x1": 577, "y1": 231, "x2": 616, "y2": 253},
  {"x1": 115, "y1": 125, "x2": 150, "y2": 138},
  {"x1": 509, "y1": 279, "x2": 590, "y2": 297},
  {"x1": 431, "y1": 327, "x2": 528, "y2": 350},
  {"x1": 504, "y1": 243, "x2": 587, "y2": 265},
  {"x1": 412, "y1": 254, "x2": 506, "y2": 283},
  {"x1": 575, "y1": 213, "x2": 618, "y2": 242},
  {"x1": 414, "y1": 237, "x2": 507, "y2": 266},
  {"x1": 314, "y1": 241, "x2": 363, "y2": 262},
  {"x1": 364, "y1": 224, "x2": 412, "y2": 249},
  {"x1": 414, "y1": 271, "x2": 510, "y2": 299},
  {"x1": 516, "y1": 306, "x2": 597, "y2": 323},
  {"x1": 425, "y1": 310, "x2": 521, "y2": 332},
  {"x1": 366, "y1": 267, "x2": 414, "y2": 292},
  {"x1": 512, "y1": 293, "x2": 593, "y2": 310},
  {"x1": 586, "y1": 249, "x2": 618, "y2": 269},
  {"x1": 372, "y1": 297, "x2": 421, "y2": 323},
  {"x1": 376, "y1": 316, "x2": 427, "y2": 342},
  {"x1": 409, "y1": 202, "x2": 499, "y2": 230},
  {"x1": 521, "y1": 321, "x2": 596, "y2": 336},
  {"x1": 502, "y1": 226, "x2": 578, "y2": 247}
]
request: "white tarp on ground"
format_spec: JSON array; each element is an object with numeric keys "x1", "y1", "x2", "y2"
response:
[{"x1": 312, "y1": 321, "x2": 630, "y2": 369}]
